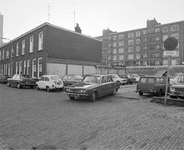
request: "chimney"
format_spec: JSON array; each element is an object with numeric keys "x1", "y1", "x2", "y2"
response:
[{"x1": 75, "y1": 23, "x2": 82, "y2": 34}]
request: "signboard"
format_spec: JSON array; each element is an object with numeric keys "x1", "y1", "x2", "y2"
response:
[
  {"x1": 163, "y1": 51, "x2": 177, "y2": 57},
  {"x1": 164, "y1": 37, "x2": 178, "y2": 50}
]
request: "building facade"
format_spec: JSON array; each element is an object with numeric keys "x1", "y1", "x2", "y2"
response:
[
  {"x1": 0, "y1": 22, "x2": 102, "y2": 77},
  {"x1": 0, "y1": 13, "x2": 3, "y2": 46},
  {"x1": 96, "y1": 19, "x2": 184, "y2": 67}
]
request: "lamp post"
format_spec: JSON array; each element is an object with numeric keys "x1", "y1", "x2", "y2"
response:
[{"x1": 0, "y1": 37, "x2": 12, "y2": 76}]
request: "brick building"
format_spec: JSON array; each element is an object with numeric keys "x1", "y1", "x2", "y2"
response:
[
  {"x1": 96, "y1": 19, "x2": 184, "y2": 67},
  {"x1": 0, "y1": 22, "x2": 102, "y2": 78}
]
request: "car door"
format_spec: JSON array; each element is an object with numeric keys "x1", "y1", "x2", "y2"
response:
[
  {"x1": 137, "y1": 77, "x2": 147, "y2": 92},
  {"x1": 38, "y1": 76, "x2": 45, "y2": 89},
  {"x1": 100, "y1": 76, "x2": 111, "y2": 96}
]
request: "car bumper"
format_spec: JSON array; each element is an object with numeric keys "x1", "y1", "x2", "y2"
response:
[
  {"x1": 170, "y1": 91, "x2": 184, "y2": 98},
  {"x1": 65, "y1": 92, "x2": 89, "y2": 99}
]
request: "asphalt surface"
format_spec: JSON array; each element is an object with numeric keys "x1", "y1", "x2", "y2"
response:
[{"x1": 0, "y1": 83, "x2": 184, "y2": 150}]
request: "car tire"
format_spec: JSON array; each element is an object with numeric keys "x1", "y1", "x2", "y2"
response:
[
  {"x1": 17, "y1": 83, "x2": 21, "y2": 89},
  {"x1": 46, "y1": 86, "x2": 50, "y2": 92},
  {"x1": 90, "y1": 92, "x2": 97, "y2": 102},
  {"x1": 69, "y1": 96, "x2": 74, "y2": 100},
  {"x1": 36, "y1": 85, "x2": 40, "y2": 90},
  {"x1": 139, "y1": 91, "x2": 143, "y2": 95},
  {"x1": 157, "y1": 90, "x2": 162, "y2": 97},
  {"x1": 7, "y1": 82, "x2": 11, "y2": 87},
  {"x1": 112, "y1": 88, "x2": 117, "y2": 95},
  {"x1": 30, "y1": 86, "x2": 34, "y2": 89}
]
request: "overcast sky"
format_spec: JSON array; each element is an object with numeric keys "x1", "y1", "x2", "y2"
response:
[{"x1": 1, "y1": 0, "x2": 184, "y2": 41}]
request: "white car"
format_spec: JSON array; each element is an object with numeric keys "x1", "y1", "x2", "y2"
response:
[
  {"x1": 36, "y1": 75, "x2": 64, "y2": 92},
  {"x1": 132, "y1": 74, "x2": 140, "y2": 82},
  {"x1": 109, "y1": 74, "x2": 127, "y2": 85}
]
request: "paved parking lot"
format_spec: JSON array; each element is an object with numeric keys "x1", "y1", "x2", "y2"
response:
[{"x1": 0, "y1": 83, "x2": 184, "y2": 150}]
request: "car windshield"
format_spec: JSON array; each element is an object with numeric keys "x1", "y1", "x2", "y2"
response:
[
  {"x1": 51, "y1": 76, "x2": 60, "y2": 80},
  {"x1": 20, "y1": 75, "x2": 30, "y2": 79},
  {"x1": 83, "y1": 76, "x2": 101, "y2": 83},
  {"x1": 73, "y1": 75, "x2": 83, "y2": 80},
  {"x1": 111, "y1": 74, "x2": 119, "y2": 78}
]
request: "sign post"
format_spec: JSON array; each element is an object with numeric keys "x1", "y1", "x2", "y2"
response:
[{"x1": 163, "y1": 37, "x2": 178, "y2": 105}]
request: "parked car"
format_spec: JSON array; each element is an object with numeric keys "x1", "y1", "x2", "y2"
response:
[
  {"x1": 132, "y1": 74, "x2": 140, "y2": 82},
  {"x1": 170, "y1": 74, "x2": 184, "y2": 99},
  {"x1": 0, "y1": 74, "x2": 9, "y2": 83},
  {"x1": 64, "y1": 74, "x2": 120, "y2": 102},
  {"x1": 61, "y1": 74, "x2": 83, "y2": 86},
  {"x1": 7, "y1": 74, "x2": 36, "y2": 89},
  {"x1": 119, "y1": 74, "x2": 136, "y2": 84},
  {"x1": 136, "y1": 76, "x2": 169, "y2": 96},
  {"x1": 109, "y1": 74, "x2": 127, "y2": 85},
  {"x1": 36, "y1": 75, "x2": 64, "y2": 92},
  {"x1": 170, "y1": 74, "x2": 184, "y2": 85}
]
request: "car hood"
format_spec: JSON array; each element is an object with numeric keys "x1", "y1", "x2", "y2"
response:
[
  {"x1": 66, "y1": 82, "x2": 99, "y2": 89},
  {"x1": 171, "y1": 84, "x2": 184, "y2": 88},
  {"x1": 22, "y1": 78, "x2": 36, "y2": 82}
]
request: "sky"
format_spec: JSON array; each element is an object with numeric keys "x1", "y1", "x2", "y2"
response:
[{"x1": 0, "y1": 0, "x2": 184, "y2": 41}]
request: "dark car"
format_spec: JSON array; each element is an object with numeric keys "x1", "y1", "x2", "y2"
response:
[
  {"x1": 0, "y1": 74, "x2": 9, "y2": 83},
  {"x1": 7, "y1": 74, "x2": 37, "y2": 89},
  {"x1": 64, "y1": 74, "x2": 120, "y2": 102},
  {"x1": 136, "y1": 76, "x2": 169, "y2": 96},
  {"x1": 170, "y1": 74, "x2": 184, "y2": 99},
  {"x1": 119, "y1": 74, "x2": 136, "y2": 84},
  {"x1": 61, "y1": 74, "x2": 83, "y2": 86}
]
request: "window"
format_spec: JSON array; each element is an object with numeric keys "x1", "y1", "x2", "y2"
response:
[
  {"x1": 38, "y1": 58, "x2": 42, "y2": 78},
  {"x1": 155, "y1": 28, "x2": 160, "y2": 33},
  {"x1": 107, "y1": 50, "x2": 111, "y2": 53},
  {"x1": 162, "y1": 26, "x2": 168, "y2": 33},
  {"x1": 155, "y1": 36, "x2": 160, "y2": 41},
  {"x1": 143, "y1": 37, "x2": 147, "y2": 42},
  {"x1": 112, "y1": 55, "x2": 117, "y2": 60},
  {"x1": 119, "y1": 55, "x2": 124, "y2": 60},
  {"x1": 113, "y1": 42, "x2": 117, "y2": 47},
  {"x1": 113, "y1": 35, "x2": 117, "y2": 40},
  {"x1": 11, "y1": 47, "x2": 14, "y2": 58},
  {"x1": 0, "y1": 51, "x2": 1, "y2": 60},
  {"x1": 171, "y1": 33, "x2": 179, "y2": 40},
  {"x1": 128, "y1": 32, "x2": 134, "y2": 38},
  {"x1": 27, "y1": 60, "x2": 30, "y2": 76},
  {"x1": 22, "y1": 39, "x2": 25, "y2": 55},
  {"x1": 140, "y1": 78, "x2": 147, "y2": 83},
  {"x1": 38, "y1": 31, "x2": 43, "y2": 50},
  {"x1": 119, "y1": 34, "x2": 124, "y2": 39},
  {"x1": 143, "y1": 30, "x2": 147, "y2": 35},
  {"x1": 136, "y1": 53, "x2": 140, "y2": 59},
  {"x1": 136, "y1": 39, "x2": 140, "y2": 44},
  {"x1": 136, "y1": 31, "x2": 140, "y2": 37},
  {"x1": 119, "y1": 48, "x2": 124, "y2": 53},
  {"x1": 119, "y1": 41, "x2": 124, "y2": 46},
  {"x1": 128, "y1": 40, "x2": 134, "y2": 45},
  {"x1": 16, "y1": 42, "x2": 19, "y2": 56},
  {"x1": 163, "y1": 35, "x2": 168, "y2": 42},
  {"x1": 113, "y1": 49, "x2": 117, "y2": 54},
  {"x1": 143, "y1": 45, "x2": 148, "y2": 50},
  {"x1": 128, "y1": 54, "x2": 133, "y2": 60},
  {"x1": 136, "y1": 46, "x2": 140, "y2": 52},
  {"x1": 30, "y1": 35, "x2": 34, "y2": 53},
  {"x1": 19, "y1": 61, "x2": 22, "y2": 74},
  {"x1": 32, "y1": 59, "x2": 36, "y2": 78},
  {"x1": 16, "y1": 62, "x2": 18, "y2": 74},
  {"x1": 6, "y1": 49, "x2": 9, "y2": 59},
  {"x1": 148, "y1": 78, "x2": 155, "y2": 83},
  {"x1": 108, "y1": 43, "x2": 112, "y2": 47},
  {"x1": 128, "y1": 47, "x2": 134, "y2": 53},
  {"x1": 171, "y1": 24, "x2": 179, "y2": 31},
  {"x1": 24, "y1": 60, "x2": 27, "y2": 74},
  {"x1": 143, "y1": 53, "x2": 147, "y2": 58},
  {"x1": 2, "y1": 49, "x2": 4, "y2": 60},
  {"x1": 108, "y1": 36, "x2": 111, "y2": 40}
]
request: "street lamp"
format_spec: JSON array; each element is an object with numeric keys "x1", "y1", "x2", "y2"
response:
[{"x1": 0, "y1": 37, "x2": 12, "y2": 76}]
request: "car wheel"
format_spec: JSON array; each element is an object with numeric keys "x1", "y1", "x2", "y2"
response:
[
  {"x1": 36, "y1": 85, "x2": 40, "y2": 90},
  {"x1": 7, "y1": 82, "x2": 11, "y2": 87},
  {"x1": 46, "y1": 86, "x2": 50, "y2": 92},
  {"x1": 112, "y1": 88, "x2": 117, "y2": 95},
  {"x1": 157, "y1": 90, "x2": 162, "y2": 97},
  {"x1": 30, "y1": 86, "x2": 34, "y2": 89},
  {"x1": 139, "y1": 91, "x2": 143, "y2": 95},
  {"x1": 17, "y1": 83, "x2": 21, "y2": 89},
  {"x1": 90, "y1": 92, "x2": 97, "y2": 102},
  {"x1": 69, "y1": 96, "x2": 74, "y2": 100}
]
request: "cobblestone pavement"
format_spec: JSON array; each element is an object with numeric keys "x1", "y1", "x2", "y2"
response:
[{"x1": 0, "y1": 84, "x2": 184, "y2": 150}]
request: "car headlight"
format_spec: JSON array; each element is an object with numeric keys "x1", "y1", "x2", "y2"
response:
[
  {"x1": 65, "y1": 88, "x2": 71, "y2": 92},
  {"x1": 79, "y1": 89, "x2": 87, "y2": 93},
  {"x1": 170, "y1": 87, "x2": 175, "y2": 92}
]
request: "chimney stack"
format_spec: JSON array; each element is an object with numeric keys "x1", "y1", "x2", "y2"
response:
[{"x1": 75, "y1": 23, "x2": 82, "y2": 34}]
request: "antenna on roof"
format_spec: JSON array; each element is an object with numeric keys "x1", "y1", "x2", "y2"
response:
[
  {"x1": 74, "y1": 3, "x2": 76, "y2": 28},
  {"x1": 48, "y1": 4, "x2": 50, "y2": 22}
]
